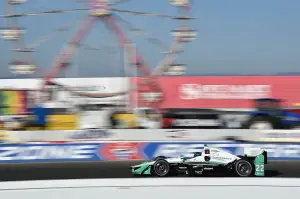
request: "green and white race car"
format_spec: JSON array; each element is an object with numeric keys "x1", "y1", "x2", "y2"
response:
[{"x1": 131, "y1": 145, "x2": 267, "y2": 177}]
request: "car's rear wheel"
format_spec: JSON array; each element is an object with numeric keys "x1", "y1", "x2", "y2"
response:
[
  {"x1": 153, "y1": 159, "x2": 170, "y2": 177},
  {"x1": 234, "y1": 159, "x2": 253, "y2": 177}
]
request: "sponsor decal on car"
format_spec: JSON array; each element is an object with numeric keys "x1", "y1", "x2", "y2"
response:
[{"x1": 149, "y1": 143, "x2": 237, "y2": 158}]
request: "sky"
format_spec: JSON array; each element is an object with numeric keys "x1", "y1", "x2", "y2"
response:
[{"x1": 0, "y1": 0, "x2": 300, "y2": 78}]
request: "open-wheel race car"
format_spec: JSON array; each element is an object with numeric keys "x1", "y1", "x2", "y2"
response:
[{"x1": 131, "y1": 145, "x2": 267, "y2": 177}]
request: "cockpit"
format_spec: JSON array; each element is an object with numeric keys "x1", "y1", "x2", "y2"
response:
[
  {"x1": 193, "y1": 146, "x2": 220, "y2": 158},
  {"x1": 193, "y1": 147, "x2": 220, "y2": 157},
  {"x1": 193, "y1": 152, "x2": 202, "y2": 157}
]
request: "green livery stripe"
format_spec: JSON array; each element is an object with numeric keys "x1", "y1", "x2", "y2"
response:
[
  {"x1": 254, "y1": 154, "x2": 265, "y2": 176},
  {"x1": 132, "y1": 163, "x2": 152, "y2": 175}
]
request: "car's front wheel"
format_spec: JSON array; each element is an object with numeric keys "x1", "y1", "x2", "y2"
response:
[
  {"x1": 153, "y1": 159, "x2": 170, "y2": 177},
  {"x1": 234, "y1": 159, "x2": 253, "y2": 177},
  {"x1": 154, "y1": 156, "x2": 166, "y2": 161}
]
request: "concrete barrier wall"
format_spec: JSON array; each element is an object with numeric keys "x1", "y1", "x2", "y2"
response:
[{"x1": 0, "y1": 178, "x2": 300, "y2": 199}]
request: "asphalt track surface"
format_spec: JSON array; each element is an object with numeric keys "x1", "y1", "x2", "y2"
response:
[{"x1": 0, "y1": 160, "x2": 299, "y2": 181}]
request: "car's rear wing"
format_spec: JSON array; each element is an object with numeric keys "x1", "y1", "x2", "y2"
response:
[
  {"x1": 243, "y1": 148, "x2": 268, "y2": 176},
  {"x1": 244, "y1": 148, "x2": 268, "y2": 164}
]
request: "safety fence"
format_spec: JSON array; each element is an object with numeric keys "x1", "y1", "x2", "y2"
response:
[{"x1": 1, "y1": 141, "x2": 300, "y2": 163}]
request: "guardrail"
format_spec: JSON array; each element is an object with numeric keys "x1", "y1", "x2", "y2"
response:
[
  {"x1": 0, "y1": 141, "x2": 300, "y2": 163},
  {"x1": 0, "y1": 178, "x2": 299, "y2": 199}
]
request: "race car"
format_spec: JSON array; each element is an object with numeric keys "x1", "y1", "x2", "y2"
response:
[{"x1": 131, "y1": 145, "x2": 267, "y2": 177}]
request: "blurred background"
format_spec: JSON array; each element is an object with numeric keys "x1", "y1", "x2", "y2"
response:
[{"x1": 0, "y1": 0, "x2": 299, "y2": 168}]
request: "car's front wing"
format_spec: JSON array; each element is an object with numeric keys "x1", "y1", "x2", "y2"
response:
[{"x1": 131, "y1": 162, "x2": 152, "y2": 175}]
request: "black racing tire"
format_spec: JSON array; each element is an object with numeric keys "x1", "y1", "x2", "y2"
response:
[
  {"x1": 153, "y1": 159, "x2": 170, "y2": 177},
  {"x1": 234, "y1": 159, "x2": 253, "y2": 177}
]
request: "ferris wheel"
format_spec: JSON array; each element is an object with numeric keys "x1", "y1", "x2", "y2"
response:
[{"x1": 0, "y1": 0, "x2": 197, "y2": 110}]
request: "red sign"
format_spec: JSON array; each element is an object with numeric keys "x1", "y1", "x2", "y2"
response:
[
  {"x1": 100, "y1": 142, "x2": 144, "y2": 160},
  {"x1": 132, "y1": 76, "x2": 300, "y2": 109}
]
